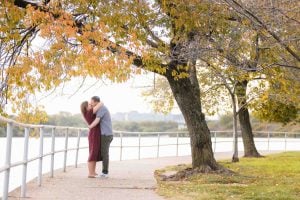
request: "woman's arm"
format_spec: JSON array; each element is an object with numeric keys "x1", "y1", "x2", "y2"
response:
[{"x1": 93, "y1": 102, "x2": 104, "y2": 114}]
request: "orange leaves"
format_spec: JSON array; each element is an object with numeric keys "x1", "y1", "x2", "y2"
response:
[
  {"x1": 38, "y1": 10, "x2": 76, "y2": 40},
  {"x1": 24, "y1": 6, "x2": 49, "y2": 27},
  {"x1": 0, "y1": 1, "x2": 174, "y2": 116}
]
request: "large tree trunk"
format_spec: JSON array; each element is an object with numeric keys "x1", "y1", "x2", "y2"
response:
[
  {"x1": 165, "y1": 68, "x2": 219, "y2": 170},
  {"x1": 236, "y1": 81, "x2": 261, "y2": 157}
]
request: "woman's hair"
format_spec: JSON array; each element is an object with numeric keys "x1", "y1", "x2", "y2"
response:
[{"x1": 80, "y1": 101, "x2": 88, "y2": 115}]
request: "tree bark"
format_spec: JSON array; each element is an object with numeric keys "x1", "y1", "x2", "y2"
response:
[
  {"x1": 236, "y1": 81, "x2": 261, "y2": 157},
  {"x1": 166, "y1": 68, "x2": 219, "y2": 170}
]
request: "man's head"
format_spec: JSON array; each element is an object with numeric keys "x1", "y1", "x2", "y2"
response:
[{"x1": 90, "y1": 96, "x2": 100, "y2": 107}]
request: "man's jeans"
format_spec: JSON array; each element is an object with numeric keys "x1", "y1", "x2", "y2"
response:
[{"x1": 101, "y1": 135, "x2": 113, "y2": 174}]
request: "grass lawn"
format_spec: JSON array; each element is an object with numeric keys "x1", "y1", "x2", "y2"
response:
[{"x1": 155, "y1": 152, "x2": 300, "y2": 200}]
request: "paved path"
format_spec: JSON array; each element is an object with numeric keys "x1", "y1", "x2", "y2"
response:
[{"x1": 8, "y1": 152, "x2": 277, "y2": 200}]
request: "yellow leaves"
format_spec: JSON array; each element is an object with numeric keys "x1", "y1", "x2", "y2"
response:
[
  {"x1": 249, "y1": 67, "x2": 300, "y2": 124},
  {"x1": 7, "y1": 61, "x2": 34, "y2": 88},
  {"x1": 170, "y1": 65, "x2": 190, "y2": 80},
  {"x1": 1, "y1": 2, "x2": 25, "y2": 25},
  {"x1": 16, "y1": 104, "x2": 48, "y2": 124},
  {"x1": 5, "y1": 84, "x2": 49, "y2": 124},
  {"x1": 142, "y1": 76, "x2": 174, "y2": 114},
  {"x1": 252, "y1": 98, "x2": 298, "y2": 124},
  {"x1": 0, "y1": 2, "x2": 26, "y2": 41},
  {"x1": 170, "y1": 70, "x2": 189, "y2": 80}
]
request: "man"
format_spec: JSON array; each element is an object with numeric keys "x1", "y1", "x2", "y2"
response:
[{"x1": 89, "y1": 96, "x2": 113, "y2": 178}]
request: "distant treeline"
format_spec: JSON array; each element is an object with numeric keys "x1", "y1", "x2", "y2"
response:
[
  {"x1": 0, "y1": 112, "x2": 179, "y2": 137},
  {"x1": 0, "y1": 112, "x2": 299, "y2": 137},
  {"x1": 44, "y1": 112, "x2": 179, "y2": 132}
]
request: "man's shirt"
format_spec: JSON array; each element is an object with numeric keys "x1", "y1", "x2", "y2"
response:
[{"x1": 96, "y1": 105, "x2": 113, "y2": 136}]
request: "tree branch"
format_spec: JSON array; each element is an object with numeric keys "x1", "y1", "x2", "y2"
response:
[
  {"x1": 12, "y1": 0, "x2": 168, "y2": 75},
  {"x1": 224, "y1": 0, "x2": 300, "y2": 62},
  {"x1": 274, "y1": 63, "x2": 300, "y2": 71},
  {"x1": 143, "y1": 25, "x2": 167, "y2": 49},
  {"x1": 236, "y1": 95, "x2": 260, "y2": 115},
  {"x1": 14, "y1": 0, "x2": 41, "y2": 8}
]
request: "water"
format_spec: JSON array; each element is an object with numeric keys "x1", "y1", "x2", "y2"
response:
[{"x1": 0, "y1": 136, "x2": 299, "y2": 197}]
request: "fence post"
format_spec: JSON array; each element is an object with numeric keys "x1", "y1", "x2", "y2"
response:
[
  {"x1": 63, "y1": 128, "x2": 69, "y2": 172},
  {"x1": 3, "y1": 122, "x2": 13, "y2": 200},
  {"x1": 138, "y1": 133, "x2": 141, "y2": 160},
  {"x1": 267, "y1": 132, "x2": 270, "y2": 152},
  {"x1": 284, "y1": 132, "x2": 287, "y2": 151},
  {"x1": 38, "y1": 127, "x2": 44, "y2": 186},
  {"x1": 176, "y1": 132, "x2": 179, "y2": 156},
  {"x1": 157, "y1": 133, "x2": 160, "y2": 158},
  {"x1": 21, "y1": 128, "x2": 30, "y2": 198},
  {"x1": 75, "y1": 129, "x2": 81, "y2": 168},
  {"x1": 214, "y1": 131, "x2": 217, "y2": 153},
  {"x1": 50, "y1": 128, "x2": 55, "y2": 178},
  {"x1": 120, "y1": 132, "x2": 123, "y2": 161}
]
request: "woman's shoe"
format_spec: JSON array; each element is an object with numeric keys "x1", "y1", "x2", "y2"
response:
[{"x1": 88, "y1": 174, "x2": 97, "y2": 178}]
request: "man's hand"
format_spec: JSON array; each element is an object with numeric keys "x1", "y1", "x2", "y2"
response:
[{"x1": 89, "y1": 117, "x2": 100, "y2": 129}]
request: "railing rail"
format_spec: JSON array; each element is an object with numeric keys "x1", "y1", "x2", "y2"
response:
[{"x1": 0, "y1": 115, "x2": 299, "y2": 200}]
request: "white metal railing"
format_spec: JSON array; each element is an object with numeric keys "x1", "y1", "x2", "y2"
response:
[
  {"x1": 0, "y1": 116, "x2": 87, "y2": 200},
  {"x1": 113, "y1": 130, "x2": 300, "y2": 157},
  {"x1": 0, "y1": 115, "x2": 299, "y2": 200}
]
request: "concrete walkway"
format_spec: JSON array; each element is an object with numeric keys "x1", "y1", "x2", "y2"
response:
[{"x1": 8, "y1": 152, "x2": 273, "y2": 200}]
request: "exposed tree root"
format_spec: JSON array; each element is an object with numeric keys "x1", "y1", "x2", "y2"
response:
[{"x1": 157, "y1": 164, "x2": 235, "y2": 181}]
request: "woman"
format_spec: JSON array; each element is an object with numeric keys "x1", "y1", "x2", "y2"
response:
[{"x1": 80, "y1": 101, "x2": 102, "y2": 178}]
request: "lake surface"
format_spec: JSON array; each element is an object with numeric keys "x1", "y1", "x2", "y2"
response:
[{"x1": 0, "y1": 136, "x2": 299, "y2": 197}]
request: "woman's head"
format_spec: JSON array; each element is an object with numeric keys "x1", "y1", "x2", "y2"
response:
[{"x1": 80, "y1": 101, "x2": 89, "y2": 114}]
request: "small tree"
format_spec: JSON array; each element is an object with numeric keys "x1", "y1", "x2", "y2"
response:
[{"x1": 252, "y1": 69, "x2": 300, "y2": 125}]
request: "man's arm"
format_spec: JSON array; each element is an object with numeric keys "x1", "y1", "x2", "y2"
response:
[
  {"x1": 93, "y1": 102, "x2": 104, "y2": 114},
  {"x1": 88, "y1": 117, "x2": 100, "y2": 129}
]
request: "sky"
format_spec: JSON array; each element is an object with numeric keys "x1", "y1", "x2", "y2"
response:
[
  {"x1": 11, "y1": 34, "x2": 179, "y2": 115},
  {"x1": 34, "y1": 73, "x2": 180, "y2": 115}
]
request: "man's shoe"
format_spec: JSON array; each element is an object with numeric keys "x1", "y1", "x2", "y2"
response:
[{"x1": 100, "y1": 173, "x2": 109, "y2": 178}]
